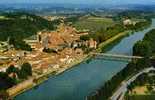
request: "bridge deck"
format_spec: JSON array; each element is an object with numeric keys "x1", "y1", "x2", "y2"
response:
[{"x1": 92, "y1": 53, "x2": 143, "y2": 59}]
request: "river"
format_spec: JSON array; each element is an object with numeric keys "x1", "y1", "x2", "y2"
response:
[{"x1": 15, "y1": 19, "x2": 155, "y2": 100}]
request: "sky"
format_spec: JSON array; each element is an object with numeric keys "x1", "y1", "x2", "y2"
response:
[{"x1": 0, "y1": 0, "x2": 155, "y2": 5}]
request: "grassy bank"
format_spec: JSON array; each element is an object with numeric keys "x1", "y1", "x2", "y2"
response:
[{"x1": 97, "y1": 30, "x2": 131, "y2": 52}]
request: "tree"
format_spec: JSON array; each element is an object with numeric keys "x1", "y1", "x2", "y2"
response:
[
  {"x1": 17, "y1": 71, "x2": 27, "y2": 79},
  {"x1": 0, "y1": 72, "x2": 16, "y2": 90},
  {"x1": 133, "y1": 40, "x2": 152, "y2": 58},
  {"x1": 14, "y1": 40, "x2": 32, "y2": 51},
  {"x1": 21, "y1": 63, "x2": 32, "y2": 76},
  {"x1": 144, "y1": 29, "x2": 155, "y2": 52},
  {"x1": 8, "y1": 37, "x2": 15, "y2": 45},
  {"x1": 147, "y1": 85, "x2": 153, "y2": 92},
  {"x1": 136, "y1": 58, "x2": 151, "y2": 70},
  {"x1": 127, "y1": 84, "x2": 133, "y2": 92},
  {"x1": 18, "y1": 63, "x2": 32, "y2": 79},
  {"x1": 6, "y1": 65, "x2": 18, "y2": 74},
  {"x1": 80, "y1": 35, "x2": 90, "y2": 41}
]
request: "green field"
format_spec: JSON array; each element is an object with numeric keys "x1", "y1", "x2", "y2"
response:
[
  {"x1": 73, "y1": 16, "x2": 115, "y2": 33},
  {"x1": 125, "y1": 95, "x2": 155, "y2": 100},
  {"x1": 0, "y1": 16, "x2": 10, "y2": 20}
]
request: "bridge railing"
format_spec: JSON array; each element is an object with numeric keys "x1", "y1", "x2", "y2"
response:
[{"x1": 91, "y1": 53, "x2": 143, "y2": 61}]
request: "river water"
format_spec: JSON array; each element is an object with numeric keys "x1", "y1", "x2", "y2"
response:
[{"x1": 15, "y1": 19, "x2": 155, "y2": 100}]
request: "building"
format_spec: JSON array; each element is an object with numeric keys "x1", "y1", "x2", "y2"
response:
[
  {"x1": 123, "y1": 19, "x2": 137, "y2": 26},
  {"x1": 0, "y1": 42, "x2": 9, "y2": 52},
  {"x1": 88, "y1": 38, "x2": 97, "y2": 49},
  {"x1": 23, "y1": 35, "x2": 39, "y2": 50},
  {"x1": 123, "y1": 19, "x2": 132, "y2": 26}
]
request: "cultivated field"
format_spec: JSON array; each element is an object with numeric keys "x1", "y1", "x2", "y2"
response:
[{"x1": 73, "y1": 16, "x2": 115, "y2": 33}]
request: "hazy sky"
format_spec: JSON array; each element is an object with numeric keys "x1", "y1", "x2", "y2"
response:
[{"x1": 0, "y1": 0, "x2": 155, "y2": 5}]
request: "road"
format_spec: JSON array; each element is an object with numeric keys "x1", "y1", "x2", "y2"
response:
[
  {"x1": 93, "y1": 53, "x2": 143, "y2": 59},
  {"x1": 110, "y1": 67, "x2": 155, "y2": 100}
]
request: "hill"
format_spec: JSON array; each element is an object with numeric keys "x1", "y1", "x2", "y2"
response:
[{"x1": 0, "y1": 12, "x2": 61, "y2": 41}]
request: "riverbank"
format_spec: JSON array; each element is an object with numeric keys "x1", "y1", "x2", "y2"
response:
[
  {"x1": 7, "y1": 78, "x2": 34, "y2": 99},
  {"x1": 97, "y1": 31, "x2": 131, "y2": 52},
  {"x1": 86, "y1": 18, "x2": 155, "y2": 100},
  {"x1": 8, "y1": 54, "x2": 91, "y2": 99},
  {"x1": 8, "y1": 30, "x2": 131, "y2": 99}
]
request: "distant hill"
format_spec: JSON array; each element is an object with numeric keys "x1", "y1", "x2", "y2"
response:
[{"x1": 0, "y1": 12, "x2": 61, "y2": 41}]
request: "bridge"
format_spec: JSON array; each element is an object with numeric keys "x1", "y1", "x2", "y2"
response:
[{"x1": 91, "y1": 53, "x2": 143, "y2": 62}]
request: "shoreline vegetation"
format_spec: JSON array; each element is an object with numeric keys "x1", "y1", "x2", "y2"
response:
[
  {"x1": 87, "y1": 21, "x2": 154, "y2": 100},
  {"x1": 124, "y1": 29, "x2": 155, "y2": 100},
  {"x1": 97, "y1": 30, "x2": 131, "y2": 52}
]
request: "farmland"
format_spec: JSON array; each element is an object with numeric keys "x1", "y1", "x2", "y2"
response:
[{"x1": 73, "y1": 16, "x2": 115, "y2": 33}]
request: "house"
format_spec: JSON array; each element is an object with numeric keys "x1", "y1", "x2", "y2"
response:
[
  {"x1": 71, "y1": 38, "x2": 97, "y2": 49},
  {"x1": 8, "y1": 73, "x2": 18, "y2": 79},
  {"x1": 123, "y1": 19, "x2": 137, "y2": 26},
  {"x1": 75, "y1": 48, "x2": 83, "y2": 55},
  {"x1": 0, "y1": 42, "x2": 9, "y2": 52},
  {"x1": 123, "y1": 19, "x2": 132, "y2": 26},
  {"x1": 24, "y1": 35, "x2": 39, "y2": 50},
  {"x1": 71, "y1": 41, "x2": 79, "y2": 48},
  {"x1": 53, "y1": 64, "x2": 60, "y2": 69},
  {"x1": 88, "y1": 38, "x2": 97, "y2": 49}
]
